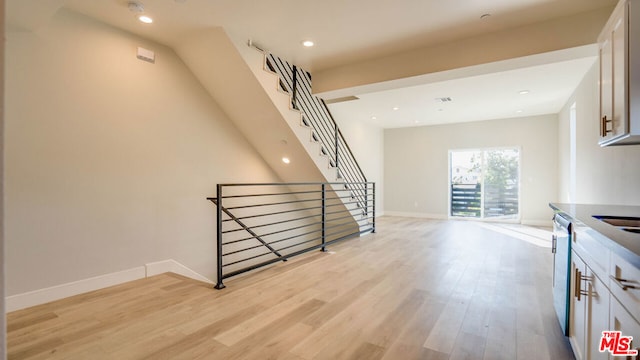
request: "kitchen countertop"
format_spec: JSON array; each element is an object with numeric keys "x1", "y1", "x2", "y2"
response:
[{"x1": 550, "y1": 203, "x2": 640, "y2": 268}]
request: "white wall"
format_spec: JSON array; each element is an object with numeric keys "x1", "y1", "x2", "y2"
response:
[
  {"x1": 384, "y1": 115, "x2": 558, "y2": 225},
  {"x1": 332, "y1": 113, "x2": 384, "y2": 215},
  {"x1": 558, "y1": 63, "x2": 640, "y2": 205},
  {"x1": 5, "y1": 9, "x2": 281, "y2": 296},
  {"x1": 1, "y1": 0, "x2": 6, "y2": 356}
]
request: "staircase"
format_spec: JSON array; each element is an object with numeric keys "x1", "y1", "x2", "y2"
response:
[
  {"x1": 175, "y1": 29, "x2": 374, "y2": 286},
  {"x1": 175, "y1": 28, "x2": 371, "y2": 230}
]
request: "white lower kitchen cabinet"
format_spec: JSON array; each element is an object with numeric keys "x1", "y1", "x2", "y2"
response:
[
  {"x1": 571, "y1": 250, "x2": 610, "y2": 360},
  {"x1": 610, "y1": 297, "x2": 640, "y2": 356},
  {"x1": 571, "y1": 252, "x2": 588, "y2": 360},
  {"x1": 588, "y1": 270, "x2": 610, "y2": 360}
]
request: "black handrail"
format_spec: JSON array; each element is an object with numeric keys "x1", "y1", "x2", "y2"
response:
[
  {"x1": 265, "y1": 53, "x2": 367, "y2": 189},
  {"x1": 208, "y1": 182, "x2": 375, "y2": 289}
]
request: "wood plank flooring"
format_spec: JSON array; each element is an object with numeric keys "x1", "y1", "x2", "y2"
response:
[{"x1": 7, "y1": 217, "x2": 575, "y2": 359}]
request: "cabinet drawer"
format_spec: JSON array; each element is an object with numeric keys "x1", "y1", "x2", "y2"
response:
[{"x1": 610, "y1": 251, "x2": 640, "y2": 323}]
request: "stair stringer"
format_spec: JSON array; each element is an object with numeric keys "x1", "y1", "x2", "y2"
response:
[
  {"x1": 235, "y1": 47, "x2": 372, "y2": 234},
  {"x1": 233, "y1": 45, "x2": 341, "y2": 183},
  {"x1": 230, "y1": 38, "x2": 375, "y2": 235},
  {"x1": 236, "y1": 46, "x2": 375, "y2": 234}
]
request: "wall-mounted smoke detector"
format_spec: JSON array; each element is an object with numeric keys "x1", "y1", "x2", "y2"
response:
[{"x1": 435, "y1": 97, "x2": 452, "y2": 103}]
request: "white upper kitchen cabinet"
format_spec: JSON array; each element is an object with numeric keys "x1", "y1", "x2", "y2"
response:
[{"x1": 598, "y1": 0, "x2": 640, "y2": 146}]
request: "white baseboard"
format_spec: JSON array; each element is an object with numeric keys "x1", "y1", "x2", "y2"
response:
[
  {"x1": 6, "y1": 267, "x2": 146, "y2": 312},
  {"x1": 383, "y1": 211, "x2": 447, "y2": 220},
  {"x1": 145, "y1": 259, "x2": 213, "y2": 284},
  {"x1": 6, "y1": 259, "x2": 213, "y2": 312}
]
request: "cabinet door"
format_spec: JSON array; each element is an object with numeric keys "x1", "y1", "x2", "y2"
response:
[
  {"x1": 588, "y1": 270, "x2": 610, "y2": 360},
  {"x1": 601, "y1": 34, "x2": 614, "y2": 141},
  {"x1": 610, "y1": 297, "x2": 640, "y2": 358},
  {"x1": 599, "y1": 1, "x2": 628, "y2": 144},
  {"x1": 572, "y1": 253, "x2": 588, "y2": 360},
  {"x1": 611, "y1": 10, "x2": 627, "y2": 138}
]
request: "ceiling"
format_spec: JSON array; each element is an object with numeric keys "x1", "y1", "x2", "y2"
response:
[
  {"x1": 328, "y1": 54, "x2": 598, "y2": 128},
  {"x1": 9, "y1": 0, "x2": 616, "y2": 128}
]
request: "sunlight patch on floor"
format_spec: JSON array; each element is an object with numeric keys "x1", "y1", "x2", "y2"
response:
[{"x1": 477, "y1": 222, "x2": 552, "y2": 248}]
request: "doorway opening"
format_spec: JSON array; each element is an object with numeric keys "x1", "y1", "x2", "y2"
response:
[{"x1": 449, "y1": 148, "x2": 520, "y2": 220}]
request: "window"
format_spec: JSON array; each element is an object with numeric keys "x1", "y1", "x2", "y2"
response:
[{"x1": 449, "y1": 148, "x2": 520, "y2": 220}]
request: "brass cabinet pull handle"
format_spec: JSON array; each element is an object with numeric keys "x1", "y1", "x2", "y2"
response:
[
  {"x1": 602, "y1": 115, "x2": 613, "y2": 137},
  {"x1": 610, "y1": 275, "x2": 640, "y2": 291},
  {"x1": 576, "y1": 269, "x2": 582, "y2": 301}
]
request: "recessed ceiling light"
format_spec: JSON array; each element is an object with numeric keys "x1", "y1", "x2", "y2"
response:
[
  {"x1": 414, "y1": 120, "x2": 420, "y2": 124},
  {"x1": 371, "y1": 116, "x2": 377, "y2": 120},
  {"x1": 393, "y1": 107, "x2": 399, "y2": 111},
  {"x1": 282, "y1": 157, "x2": 291, "y2": 164},
  {"x1": 138, "y1": 15, "x2": 153, "y2": 23},
  {"x1": 519, "y1": 90, "x2": 530, "y2": 95},
  {"x1": 516, "y1": 110, "x2": 523, "y2": 113},
  {"x1": 302, "y1": 40, "x2": 314, "y2": 47}
]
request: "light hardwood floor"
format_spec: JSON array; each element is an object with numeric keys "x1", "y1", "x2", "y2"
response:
[{"x1": 7, "y1": 217, "x2": 575, "y2": 359}]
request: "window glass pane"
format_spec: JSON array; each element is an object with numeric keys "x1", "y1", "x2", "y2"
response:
[
  {"x1": 450, "y1": 148, "x2": 519, "y2": 220},
  {"x1": 450, "y1": 150, "x2": 482, "y2": 218},
  {"x1": 483, "y1": 149, "x2": 519, "y2": 219}
]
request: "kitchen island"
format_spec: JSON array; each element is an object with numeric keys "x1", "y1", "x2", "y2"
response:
[
  {"x1": 550, "y1": 203, "x2": 640, "y2": 267},
  {"x1": 550, "y1": 203, "x2": 640, "y2": 360}
]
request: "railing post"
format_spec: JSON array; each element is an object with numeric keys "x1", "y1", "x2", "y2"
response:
[
  {"x1": 334, "y1": 123, "x2": 339, "y2": 177},
  {"x1": 321, "y1": 183, "x2": 327, "y2": 252},
  {"x1": 214, "y1": 184, "x2": 226, "y2": 289},
  {"x1": 372, "y1": 182, "x2": 376, "y2": 233},
  {"x1": 292, "y1": 65, "x2": 298, "y2": 110}
]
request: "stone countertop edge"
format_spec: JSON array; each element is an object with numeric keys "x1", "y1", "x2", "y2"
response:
[{"x1": 550, "y1": 203, "x2": 640, "y2": 269}]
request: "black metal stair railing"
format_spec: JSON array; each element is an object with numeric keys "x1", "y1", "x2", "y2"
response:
[
  {"x1": 208, "y1": 182, "x2": 375, "y2": 289},
  {"x1": 265, "y1": 54, "x2": 369, "y2": 208}
]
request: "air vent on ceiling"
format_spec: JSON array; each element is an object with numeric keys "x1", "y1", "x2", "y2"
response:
[
  {"x1": 435, "y1": 97, "x2": 452, "y2": 103},
  {"x1": 324, "y1": 96, "x2": 360, "y2": 104}
]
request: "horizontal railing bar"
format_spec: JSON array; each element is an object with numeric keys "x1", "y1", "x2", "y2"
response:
[
  {"x1": 222, "y1": 213, "x2": 323, "y2": 233},
  {"x1": 222, "y1": 221, "x2": 322, "y2": 245},
  {"x1": 324, "y1": 212, "x2": 363, "y2": 224},
  {"x1": 223, "y1": 237, "x2": 321, "y2": 267},
  {"x1": 223, "y1": 214, "x2": 366, "y2": 252},
  {"x1": 224, "y1": 198, "x2": 321, "y2": 211},
  {"x1": 324, "y1": 219, "x2": 361, "y2": 231},
  {"x1": 221, "y1": 205, "x2": 322, "y2": 222},
  {"x1": 212, "y1": 188, "x2": 373, "y2": 202},
  {"x1": 221, "y1": 227, "x2": 373, "y2": 280},
  {"x1": 223, "y1": 219, "x2": 374, "y2": 267},
  {"x1": 225, "y1": 231, "x2": 323, "y2": 256},
  {"x1": 210, "y1": 181, "x2": 373, "y2": 188},
  {"x1": 222, "y1": 230, "x2": 320, "y2": 257},
  {"x1": 219, "y1": 190, "x2": 322, "y2": 199},
  {"x1": 221, "y1": 204, "x2": 373, "y2": 237}
]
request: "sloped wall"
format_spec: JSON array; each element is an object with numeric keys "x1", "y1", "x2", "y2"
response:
[{"x1": 5, "y1": 9, "x2": 281, "y2": 296}]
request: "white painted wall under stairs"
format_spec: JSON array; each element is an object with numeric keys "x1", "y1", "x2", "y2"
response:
[{"x1": 173, "y1": 28, "x2": 368, "y2": 232}]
